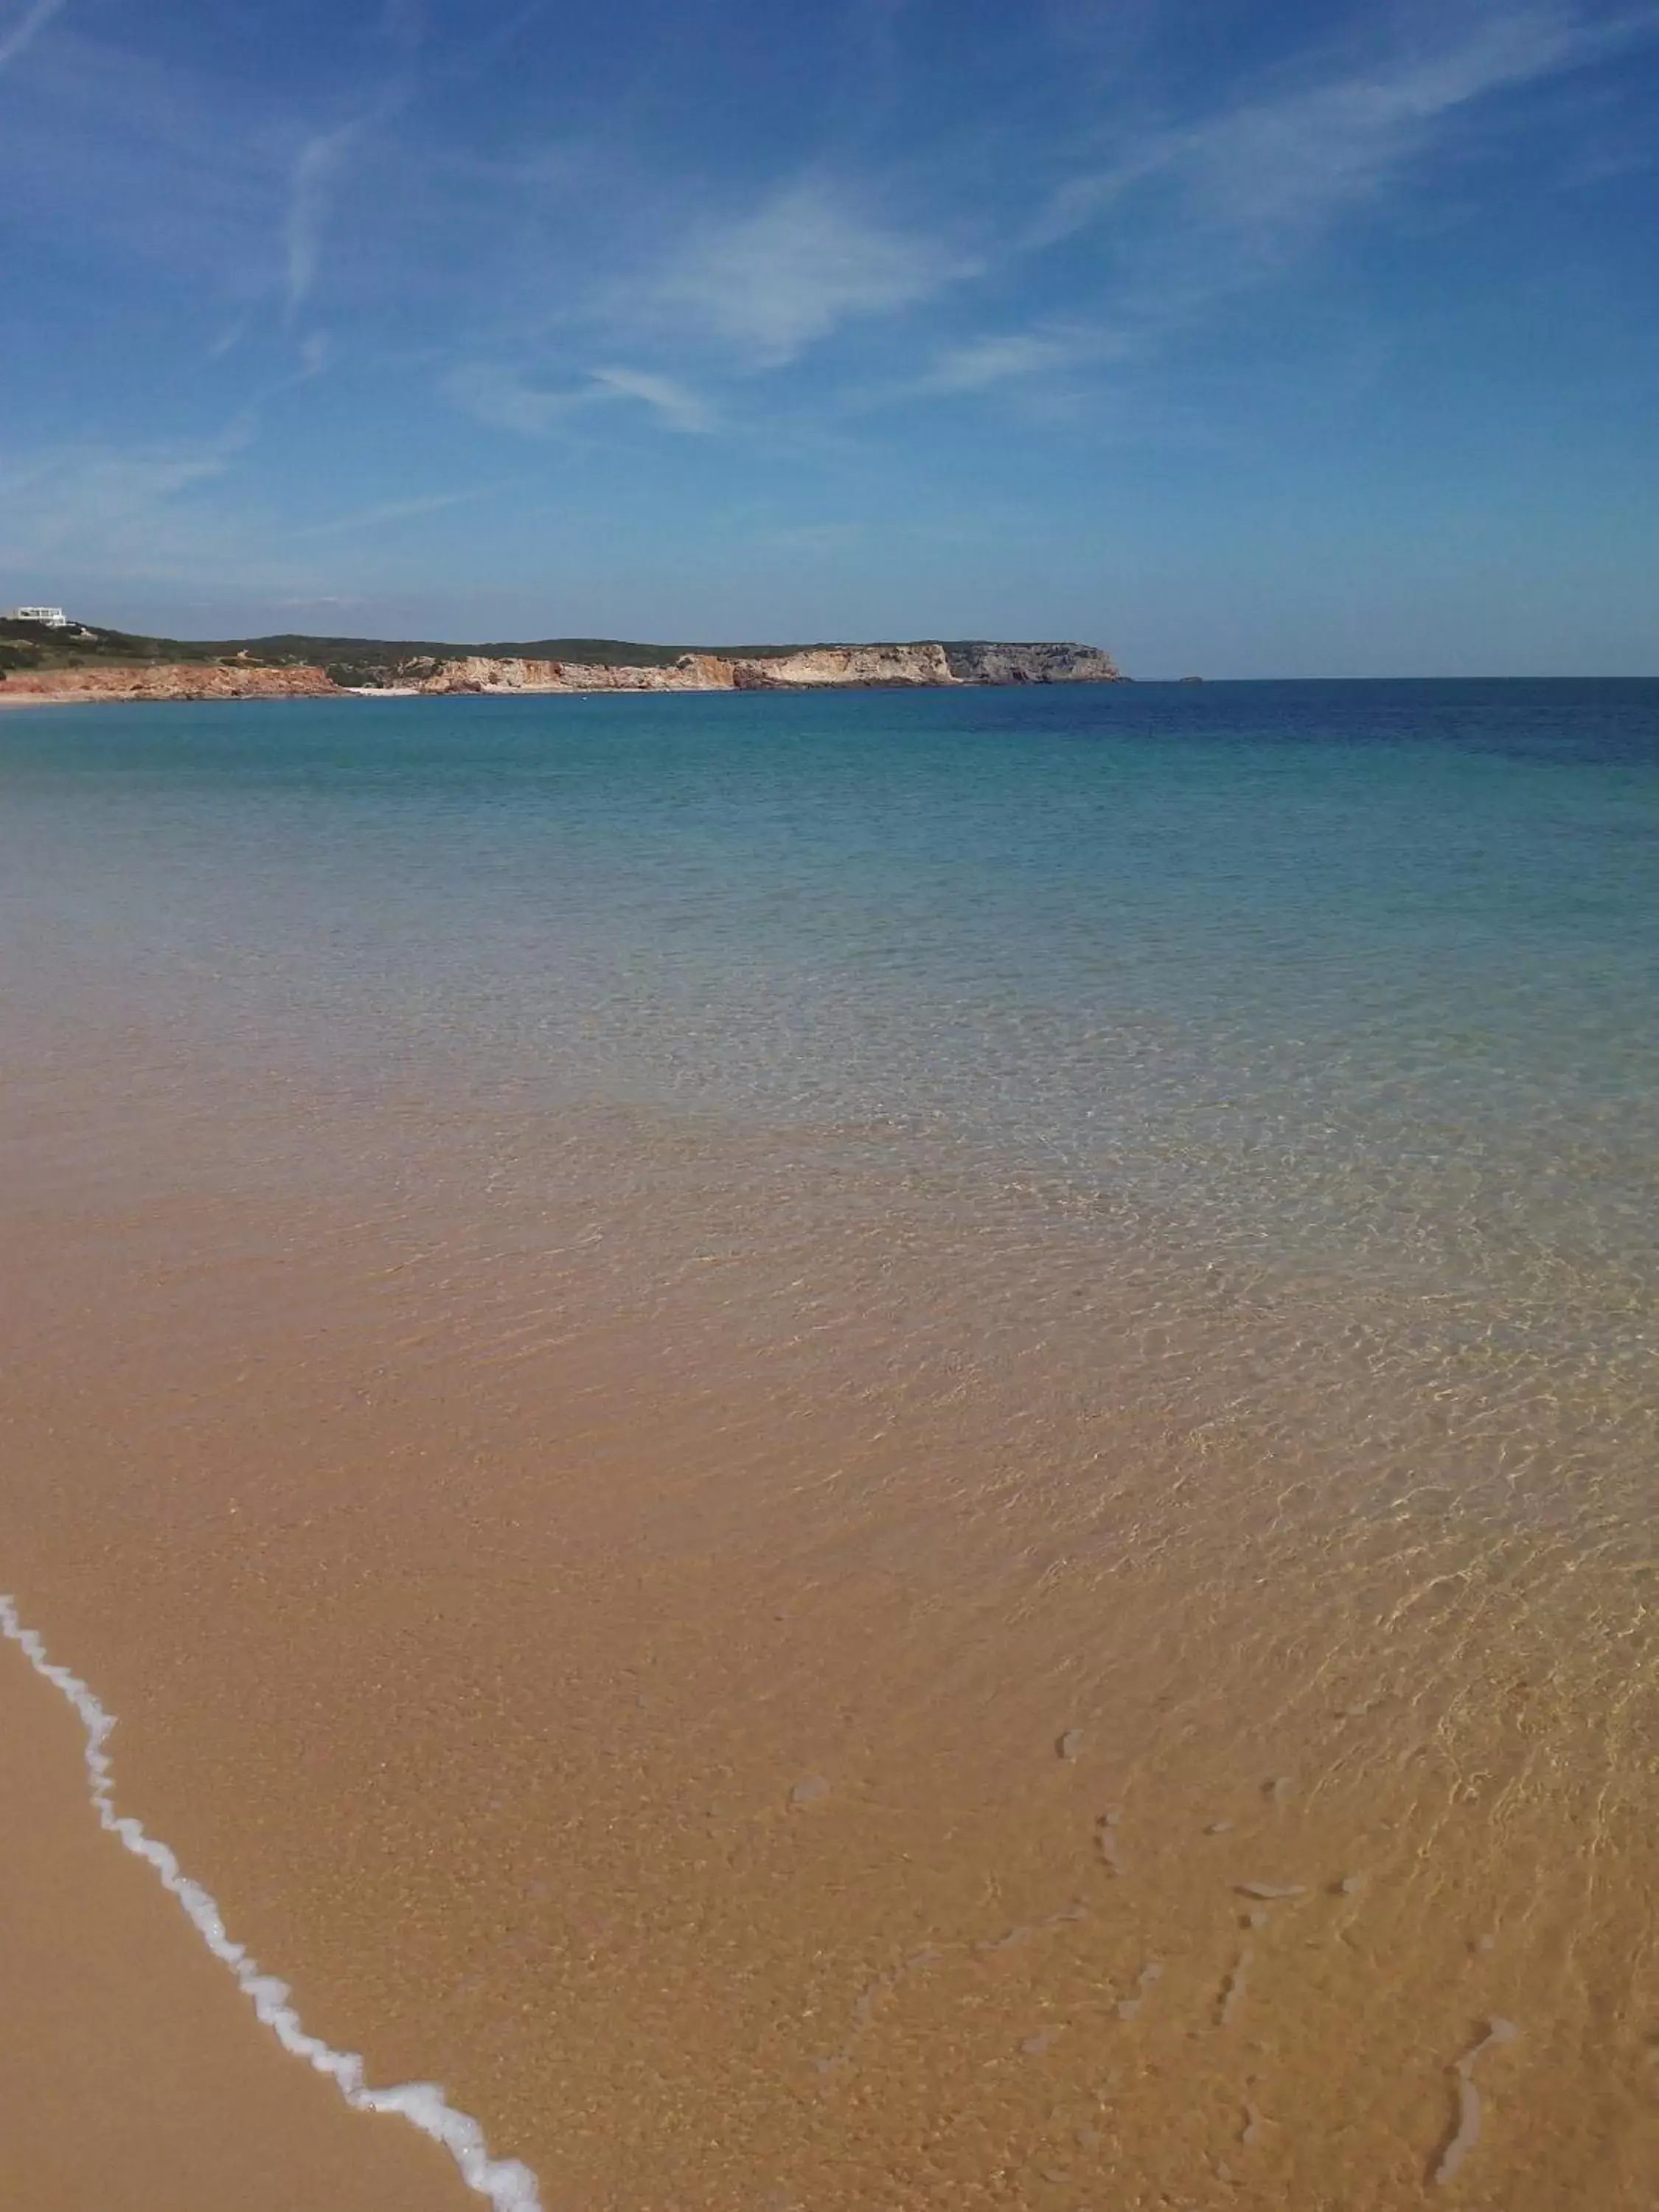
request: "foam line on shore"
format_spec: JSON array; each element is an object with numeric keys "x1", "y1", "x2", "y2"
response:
[{"x1": 0, "y1": 1596, "x2": 543, "y2": 2212}]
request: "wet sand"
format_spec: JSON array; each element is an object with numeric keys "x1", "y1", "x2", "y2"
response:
[
  {"x1": 2, "y1": 995, "x2": 1657, "y2": 2208},
  {"x1": 0, "y1": 1636, "x2": 479, "y2": 2212}
]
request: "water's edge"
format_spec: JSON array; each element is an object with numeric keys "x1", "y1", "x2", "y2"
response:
[{"x1": 0, "y1": 1595, "x2": 544, "y2": 2212}]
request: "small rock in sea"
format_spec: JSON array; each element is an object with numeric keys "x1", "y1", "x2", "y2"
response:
[
  {"x1": 1057, "y1": 1728, "x2": 1085, "y2": 1761},
  {"x1": 790, "y1": 1775, "x2": 830, "y2": 1808}
]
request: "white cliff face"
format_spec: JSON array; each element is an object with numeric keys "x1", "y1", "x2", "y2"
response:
[
  {"x1": 420, "y1": 653, "x2": 734, "y2": 694},
  {"x1": 416, "y1": 642, "x2": 1122, "y2": 695},
  {"x1": 729, "y1": 643, "x2": 957, "y2": 688}
]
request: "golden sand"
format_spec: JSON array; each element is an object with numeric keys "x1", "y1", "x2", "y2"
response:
[{"x1": 1, "y1": 1015, "x2": 1655, "y2": 2210}]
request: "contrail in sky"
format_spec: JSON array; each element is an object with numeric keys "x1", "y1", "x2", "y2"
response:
[{"x1": 0, "y1": 0, "x2": 66, "y2": 74}]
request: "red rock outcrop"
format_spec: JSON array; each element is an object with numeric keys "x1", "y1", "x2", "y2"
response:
[{"x1": 0, "y1": 663, "x2": 338, "y2": 703}]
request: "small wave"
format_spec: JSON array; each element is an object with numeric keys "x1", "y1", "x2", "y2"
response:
[{"x1": 0, "y1": 1595, "x2": 543, "y2": 2212}]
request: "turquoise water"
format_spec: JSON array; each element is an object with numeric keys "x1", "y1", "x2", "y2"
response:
[
  {"x1": 4, "y1": 678, "x2": 1657, "y2": 1531},
  {"x1": 5, "y1": 680, "x2": 1656, "y2": 1331}
]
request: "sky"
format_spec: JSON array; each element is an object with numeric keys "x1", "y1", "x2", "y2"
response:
[{"x1": 1, "y1": 0, "x2": 1656, "y2": 673}]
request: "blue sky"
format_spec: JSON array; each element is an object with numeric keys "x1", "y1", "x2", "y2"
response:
[{"x1": 1, "y1": 0, "x2": 1655, "y2": 671}]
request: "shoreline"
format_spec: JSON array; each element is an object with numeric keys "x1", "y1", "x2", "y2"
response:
[
  {"x1": 0, "y1": 637, "x2": 1125, "y2": 708},
  {"x1": 0, "y1": 1617, "x2": 489, "y2": 2212}
]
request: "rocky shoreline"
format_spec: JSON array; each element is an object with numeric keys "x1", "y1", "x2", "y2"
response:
[
  {"x1": 0, "y1": 662, "x2": 340, "y2": 704},
  {"x1": 0, "y1": 639, "x2": 1123, "y2": 705}
]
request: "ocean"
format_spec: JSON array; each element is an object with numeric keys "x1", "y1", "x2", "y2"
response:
[{"x1": 1, "y1": 678, "x2": 1656, "y2": 2208}]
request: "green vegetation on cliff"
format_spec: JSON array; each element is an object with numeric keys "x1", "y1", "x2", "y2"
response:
[
  {"x1": 1, "y1": 619, "x2": 1121, "y2": 689},
  {"x1": 0, "y1": 619, "x2": 809, "y2": 684}
]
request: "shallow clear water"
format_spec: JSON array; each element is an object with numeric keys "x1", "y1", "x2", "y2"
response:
[{"x1": 7, "y1": 680, "x2": 1658, "y2": 1281}]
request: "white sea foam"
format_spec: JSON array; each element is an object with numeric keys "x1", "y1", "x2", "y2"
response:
[{"x1": 0, "y1": 1595, "x2": 543, "y2": 2212}]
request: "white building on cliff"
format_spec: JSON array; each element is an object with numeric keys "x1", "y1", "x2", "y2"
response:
[{"x1": 5, "y1": 605, "x2": 72, "y2": 627}]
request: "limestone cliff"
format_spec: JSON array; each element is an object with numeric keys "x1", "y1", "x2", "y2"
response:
[
  {"x1": 420, "y1": 653, "x2": 734, "y2": 694},
  {"x1": 729, "y1": 643, "x2": 956, "y2": 688},
  {"x1": 418, "y1": 640, "x2": 1120, "y2": 695}
]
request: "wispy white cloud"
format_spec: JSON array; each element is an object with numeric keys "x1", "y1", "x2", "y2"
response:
[
  {"x1": 1034, "y1": 4, "x2": 1652, "y2": 259},
  {"x1": 280, "y1": 0, "x2": 428, "y2": 324},
  {"x1": 625, "y1": 180, "x2": 975, "y2": 367},
  {"x1": 0, "y1": 0, "x2": 66, "y2": 74},
  {"x1": 0, "y1": 29, "x2": 302, "y2": 304},
  {"x1": 291, "y1": 484, "x2": 502, "y2": 539},
  {"x1": 284, "y1": 122, "x2": 364, "y2": 318},
  {"x1": 442, "y1": 360, "x2": 716, "y2": 436},
  {"x1": 0, "y1": 435, "x2": 252, "y2": 580},
  {"x1": 586, "y1": 366, "x2": 716, "y2": 433},
  {"x1": 913, "y1": 329, "x2": 1108, "y2": 394}
]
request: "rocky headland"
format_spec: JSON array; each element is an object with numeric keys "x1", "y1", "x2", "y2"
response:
[
  {"x1": 419, "y1": 640, "x2": 1121, "y2": 695},
  {"x1": 0, "y1": 629, "x2": 1122, "y2": 705}
]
